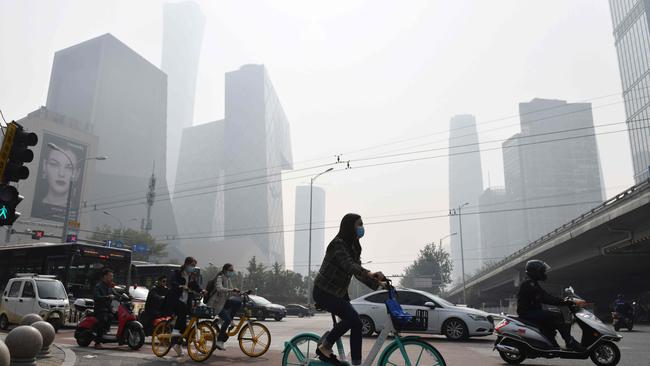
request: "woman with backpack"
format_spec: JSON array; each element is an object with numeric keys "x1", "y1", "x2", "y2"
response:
[{"x1": 205, "y1": 263, "x2": 241, "y2": 351}]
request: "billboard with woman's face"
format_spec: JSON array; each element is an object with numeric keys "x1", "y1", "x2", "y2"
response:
[{"x1": 31, "y1": 133, "x2": 88, "y2": 222}]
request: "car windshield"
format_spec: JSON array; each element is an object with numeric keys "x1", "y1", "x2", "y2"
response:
[
  {"x1": 431, "y1": 295, "x2": 454, "y2": 307},
  {"x1": 251, "y1": 295, "x2": 271, "y2": 305},
  {"x1": 36, "y1": 280, "x2": 67, "y2": 300}
]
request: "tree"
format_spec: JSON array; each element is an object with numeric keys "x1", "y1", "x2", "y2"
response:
[
  {"x1": 90, "y1": 225, "x2": 168, "y2": 262},
  {"x1": 400, "y1": 243, "x2": 452, "y2": 294}
]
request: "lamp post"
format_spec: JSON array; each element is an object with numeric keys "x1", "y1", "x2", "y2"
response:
[
  {"x1": 307, "y1": 167, "x2": 334, "y2": 310},
  {"x1": 456, "y1": 202, "x2": 469, "y2": 304},
  {"x1": 103, "y1": 210, "x2": 124, "y2": 237},
  {"x1": 47, "y1": 143, "x2": 106, "y2": 243}
]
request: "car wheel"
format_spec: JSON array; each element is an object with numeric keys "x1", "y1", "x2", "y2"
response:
[
  {"x1": 298, "y1": 313, "x2": 304, "y2": 318},
  {"x1": 0, "y1": 314, "x2": 9, "y2": 330},
  {"x1": 360, "y1": 315, "x2": 375, "y2": 337},
  {"x1": 48, "y1": 318, "x2": 61, "y2": 333},
  {"x1": 274, "y1": 315, "x2": 283, "y2": 321},
  {"x1": 443, "y1": 318, "x2": 468, "y2": 341}
]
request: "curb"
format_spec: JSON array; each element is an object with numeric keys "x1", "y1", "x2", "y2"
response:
[{"x1": 54, "y1": 344, "x2": 76, "y2": 366}]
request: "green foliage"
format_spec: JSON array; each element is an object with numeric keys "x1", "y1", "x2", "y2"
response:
[
  {"x1": 90, "y1": 225, "x2": 167, "y2": 262},
  {"x1": 241, "y1": 257, "x2": 307, "y2": 304},
  {"x1": 400, "y1": 242, "x2": 453, "y2": 294}
]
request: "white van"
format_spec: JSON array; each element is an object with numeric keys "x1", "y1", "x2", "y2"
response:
[{"x1": 0, "y1": 274, "x2": 70, "y2": 331}]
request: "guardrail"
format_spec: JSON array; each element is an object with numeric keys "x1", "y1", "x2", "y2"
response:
[{"x1": 449, "y1": 179, "x2": 650, "y2": 294}]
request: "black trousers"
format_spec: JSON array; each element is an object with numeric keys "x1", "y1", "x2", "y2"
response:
[
  {"x1": 93, "y1": 311, "x2": 112, "y2": 343},
  {"x1": 520, "y1": 309, "x2": 572, "y2": 344},
  {"x1": 313, "y1": 286, "x2": 362, "y2": 363},
  {"x1": 174, "y1": 301, "x2": 190, "y2": 332}
]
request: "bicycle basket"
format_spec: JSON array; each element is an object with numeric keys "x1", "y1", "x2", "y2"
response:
[
  {"x1": 385, "y1": 289, "x2": 428, "y2": 331},
  {"x1": 193, "y1": 305, "x2": 215, "y2": 319}
]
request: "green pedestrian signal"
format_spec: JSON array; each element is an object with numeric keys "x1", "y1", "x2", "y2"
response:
[
  {"x1": 0, "y1": 205, "x2": 7, "y2": 219},
  {"x1": 0, "y1": 184, "x2": 21, "y2": 226}
]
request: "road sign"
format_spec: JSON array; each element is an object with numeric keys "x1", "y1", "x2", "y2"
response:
[
  {"x1": 67, "y1": 220, "x2": 80, "y2": 229},
  {"x1": 133, "y1": 243, "x2": 148, "y2": 253},
  {"x1": 414, "y1": 277, "x2": 432, "y2": 288}
]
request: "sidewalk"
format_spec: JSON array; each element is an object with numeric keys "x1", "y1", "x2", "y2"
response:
[{"x1": 0, "y1": 334, "x2": 68, "y2": 366}]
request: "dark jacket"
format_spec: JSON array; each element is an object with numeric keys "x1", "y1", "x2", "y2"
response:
[
  {"x1": 517, "y1": 279, "x2": 567, "y2": 314},
  {"x1": 164, "y1": 269, "x2": 202, "y2": 309},
  {"x1": 314, "y1": 238, "x2": 378, "y2": 298},
  {"x1": 93, "y1": 280, "x2": 113, "y2": 313},
  {"x1": 144, "y1": 285, "x2": 168, "y2": 315}
]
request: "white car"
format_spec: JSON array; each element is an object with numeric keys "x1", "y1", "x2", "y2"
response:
[
  {"x1": 0, "y1": 274, "x2": 70, "y2": 331},
  {"x1": 351, "y1": 288, "x2": 494, "y2": 340}
]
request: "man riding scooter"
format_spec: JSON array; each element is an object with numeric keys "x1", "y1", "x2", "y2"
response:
[
  {"x1": 612, "y1": 294, "x2": 634, "y2": 330},
  {"x1": 517, "y1": 260, "x2": 585, "y2": 351},
  {"x1": 93, "y1": 268, "x2": 115, "y2": 349}
]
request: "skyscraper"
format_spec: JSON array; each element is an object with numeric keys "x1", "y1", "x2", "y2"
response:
[
  {"x1": 162, "y1": 1, "x2": 205, "y2": 192},
  {"x1": 46, "y1": 33, "x2": 177, "y2": 240},
  {"x1": 503, "y1": 98, "x2": 604, "y2": 245},
  {"x1": 224, "y1": 65, "x2": 293, "y2": 265},
  {"x1": 293, "y1": 185, "x2": 326, "y2": 277},
  {"x1": 448, "y1": 115, "x2": 483, "y2": 281},
  {"x1": 609, "y1": 0, "x2": 650, "y2": 182},
  {"x1": 173, "y1": 120, "x2": 225, "y2": 249}
]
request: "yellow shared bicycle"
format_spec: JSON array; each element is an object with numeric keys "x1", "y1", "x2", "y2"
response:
[
  {"x1": 151, "y1": 304, "x2": 217, "y2": 362},
  {"x1": 202, "y1": 291, "x2": 271, "y2": 357}
]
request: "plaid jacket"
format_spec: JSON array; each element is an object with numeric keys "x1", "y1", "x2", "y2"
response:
[{"x1": 314, "y1": 238, "x2": 378, "y2": 298}]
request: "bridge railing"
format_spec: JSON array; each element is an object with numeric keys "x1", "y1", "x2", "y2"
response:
[{"x1": 450, "y1": 179, "x2": 650, "y2": 294}]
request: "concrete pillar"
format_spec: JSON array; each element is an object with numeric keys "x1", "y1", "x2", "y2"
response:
[
  {"x1": 19, "y1": 314, "x2": 42, "y2": 326},
  {"x1": 0, "y1": 340, "x2": 9, "y2": 366},
  {"x1": 4, "y1": 326, "x2": 43, "y2": 366},
  {"x1": 30, "y1": 321, "x2": 55, "y2": 357}
]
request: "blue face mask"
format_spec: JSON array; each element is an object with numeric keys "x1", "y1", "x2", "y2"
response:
[
  {"x1": 356, "y1": 226, "x2": 365, "y2": 238},
  {"x1": 186, "y1": 266, "x2": 196, "y2": 273},
  {"x1": 227, "y1": 271, "x2": 235, "y2": 278}
]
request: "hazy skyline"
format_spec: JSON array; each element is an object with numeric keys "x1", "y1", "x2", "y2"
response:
[{"x1": 0, "y1": 0, "x2": 633, "y2": 276}]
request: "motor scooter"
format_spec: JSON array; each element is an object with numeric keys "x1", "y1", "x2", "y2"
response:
[
  {"x1": 611, "y1": 306, "x2": 634, "y2": 332},
  {"x1": 74, "y1": 288, "x2": 145, "y2": 350},
  {"x1": 493, "y1": 287, "x2": 622, "y2": 366}
]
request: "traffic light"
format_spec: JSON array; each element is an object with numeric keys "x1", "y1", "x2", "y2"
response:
[
  {"x1": 0, "y1": 122, "x2": 38, "y2": 183},
  {"x1": 32, "y1": 230, "x2": 45, "y2": 240},
  {"x1": 66, "y1": 234, "x2": 77, "y2": 243},
  {"x1": 0, "y1": 184, "x2": 22, "y2": 226}
]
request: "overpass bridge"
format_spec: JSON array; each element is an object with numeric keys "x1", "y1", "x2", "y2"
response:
[{"x1": 447, "y1": 179, "x2": 650, "y2": 315}]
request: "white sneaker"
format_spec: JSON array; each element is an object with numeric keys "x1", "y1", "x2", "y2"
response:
[
  {"x1": 173, "y1": 344, "x2": 184, "y2": 357},
  {"x1": 214, "y1": 341, "x2": 226, "y2": 350}
]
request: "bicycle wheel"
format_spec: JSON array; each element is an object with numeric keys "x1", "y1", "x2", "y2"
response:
[
  {"x1": 187, "y1": 323, "x2": 217, "y2": 362},
  {"x1": 379, "y1": 338, "x2": 446, "y2": 366},
  {"x1": 238, "y1": 321, "x2": 271, "y2": 357},
  {"x1": 199, "y1": 320, "x2": 219, "y2": 349},
  {"x1": 281, "y1": 333, "x2": 320, "y2": 366},
  {"x1": 151, "y1": 321, "x2": 173, "y2": 357}
]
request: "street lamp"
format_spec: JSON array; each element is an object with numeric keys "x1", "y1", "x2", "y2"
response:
[
  {"x1": 456, "y1": 202, "x2": 469, "y2": 304},
  {"x1": 307, "y1": 167, "x2": 334, "y2": 310},
  {"x1": 103, "y1": 210, "x2": 124, "y2": 237},
  {"x1": 47, "y1": 143, "x2": 106, "y2": 243}
]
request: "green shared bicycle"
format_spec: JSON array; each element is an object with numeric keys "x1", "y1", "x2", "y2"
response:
[{"x1": 282, "y1": 281, "x2": 446, "y2": 366}]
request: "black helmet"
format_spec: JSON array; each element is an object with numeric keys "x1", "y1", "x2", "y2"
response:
[{"x1": 525, "y1": 260, "x2": 550, "y2": 281}]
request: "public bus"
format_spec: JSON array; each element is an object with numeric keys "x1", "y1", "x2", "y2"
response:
[
  {"x1": 0, "y1": 242, "x2": 132, "y2": 300},
  {"x1": 131, "y1": 261, "x2": 203, "y2": 289}
]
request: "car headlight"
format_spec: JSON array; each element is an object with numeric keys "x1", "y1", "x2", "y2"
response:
[
  {"x1": 38, "y1": 301, "x2": 50, "y2": 310},
  {"x1": 467, "y1": 314, "x2": 487, "y2": 321}
]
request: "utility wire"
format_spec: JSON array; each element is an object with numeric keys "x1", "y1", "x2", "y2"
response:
[{"x1": 80, "y1": 118, "x2": 647, "y2": 213}]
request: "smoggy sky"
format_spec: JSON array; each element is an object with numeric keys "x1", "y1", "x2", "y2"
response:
[{"x1": 0, "y1": 0, "x2": 634, "y2": 276}]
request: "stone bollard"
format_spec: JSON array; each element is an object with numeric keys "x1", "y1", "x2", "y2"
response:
[
  {"x1": 30, "y1": 321, "x2": 55, "y2": 357},
  {"x1": 4, "y1": 326, "x2": 43, "y2": 366},
  {"x1": 19, "y1": 314, "x2": 42, "y2": 326},
  {"x1": 0, "y1": 340, "x2": 9, "y2": 366}
]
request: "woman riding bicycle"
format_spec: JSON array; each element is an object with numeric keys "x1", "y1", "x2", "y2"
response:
[
  {"x1": 313, "y1": 213, "x2": 386, "y2": 366},
  {"x1": 205, "y1": 263, "x2": 241, "y2": 351},
  {"x1": 163, "y1": 256, "x2": 204, "y2": 356}
]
